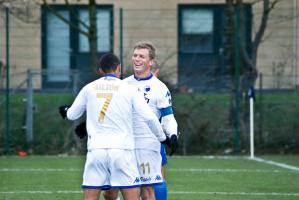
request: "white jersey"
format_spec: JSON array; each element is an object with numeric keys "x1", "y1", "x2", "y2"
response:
[
  {"x1": 124, "y1": 74, "x2": 178, "y2": 152},
  {"x1": 67, "y1": 75, "x2": 166, "y2": 151}
]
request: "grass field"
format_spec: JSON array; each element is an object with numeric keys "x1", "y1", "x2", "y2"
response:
[{"x1": 0, "y1": 155, "x2": 299, "y2": 200}]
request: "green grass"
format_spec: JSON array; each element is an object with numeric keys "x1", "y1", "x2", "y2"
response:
[
  {"x1": 260, "y1": 155, "x2": 299, "y2": 166},
  {"x1": 0, "y1": 155, "x2": 299, "y2": 200}
]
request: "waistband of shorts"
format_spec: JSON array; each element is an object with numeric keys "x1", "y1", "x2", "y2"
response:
[{"x1": 81, "y1": 185, "x2": 111, "y2": 190}]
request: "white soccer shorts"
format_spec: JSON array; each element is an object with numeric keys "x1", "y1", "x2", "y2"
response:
[
  {"x1": 135, "y1": 149, "x2": 163, "y2": 186},
  {"x1": 82, "y1": 149, "x2": 141, "y2": 189}
]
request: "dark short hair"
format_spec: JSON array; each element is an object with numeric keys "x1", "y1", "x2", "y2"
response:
[{"x1": 98, "y1": 53, "x2": 120, "y2": 73}]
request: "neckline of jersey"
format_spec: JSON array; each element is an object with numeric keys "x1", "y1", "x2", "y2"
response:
[
  {"x1": 134, "y1": 73, "x2": 153, "y2": 81},
  {"x1": 105, "y1": 74, "x2": 118, "y2": 78}
]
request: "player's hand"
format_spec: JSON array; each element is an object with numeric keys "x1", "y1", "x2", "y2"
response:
[
  {"x1": 161, "y1": 137, "x2": 170, "y2": 146},
  {"x1": 58, "y1": 105, "x2": 70, "y2": 119},
  {"x1": 169, "y1": 134, "x2": 178, "y2": 156},
  {"x1": 75, "y1": 121, "x2": 87, "y2": 139}
]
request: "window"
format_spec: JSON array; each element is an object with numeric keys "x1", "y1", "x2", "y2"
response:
[
  {"x1": 181, "y1": 9, "x2": 214, "y2": 53},
  {"x1": 178, "y1": 4, "x2": 252, "y2": 91},
  {"x1": 42, "y1": 5, "x2": 113, "y2": 86},
  {"x1": 78, "y1": 9, "x2": 111, "y2": 52},
  {"x1": 46, "y1": 11, "x2": 70, "y2": 82}
]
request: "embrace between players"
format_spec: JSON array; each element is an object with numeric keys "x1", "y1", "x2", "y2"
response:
[{"x1": 58, "y1": 41, "x2": 179, "y2": 200}]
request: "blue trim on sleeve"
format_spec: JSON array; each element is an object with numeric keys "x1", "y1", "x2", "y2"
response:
[{"x1": 159, "y1": 106, "x2": 173, "y2": 117}]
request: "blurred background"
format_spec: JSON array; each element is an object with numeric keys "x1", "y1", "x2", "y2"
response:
[{"x1": 0, "y1": 0, "x2": 298, "y2": 156}]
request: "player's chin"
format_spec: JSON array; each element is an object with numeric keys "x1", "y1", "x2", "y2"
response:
[{"x1": 133, "y1": 66, "x2": 144, "y2": 73}]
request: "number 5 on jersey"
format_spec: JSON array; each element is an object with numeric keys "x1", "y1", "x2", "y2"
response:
[{"x1": 97, "y1": 93, "x2": 113, "y2": 122}]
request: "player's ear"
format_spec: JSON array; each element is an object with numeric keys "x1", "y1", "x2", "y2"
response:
[
  {"x1": 116, "y1": 64, "x2": 121, "y2": 72},
  {"x1": 153, "y1": 68, "x2": 160, "y2": 77},
  {"x1": 116, "y1": 64, "x2": 121, "y2": 78},
  {"x1": 99, "y1": 68, "x2": 105, "y2": 75},
  {"x1": 149, "y1": 60, "x2": 153, "y2": 66}
]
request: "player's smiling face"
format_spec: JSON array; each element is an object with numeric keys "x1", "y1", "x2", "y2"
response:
[{"x1": 132, "y1": 48, "x2": 152, "y2": 74}]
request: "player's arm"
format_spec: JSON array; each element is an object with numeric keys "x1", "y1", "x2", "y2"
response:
[
  {"x1": 160, "y1": 107, "x2": 179, "y2": 155},
  {"x1": 132, "y1": 89, "x2": 166, "y2": 142},
  {"x1": 160, "y1": 107, "x2": 178, "y2": 137},
  {"x1": 58, "y1": 87, "x2": 87, "y2": 121},
  {"x1": 158, "y1": 88, "x2": 179, "y2": 155},
  {"x1": 66, "y1": 88, "x2": 87, "y2": 120}
]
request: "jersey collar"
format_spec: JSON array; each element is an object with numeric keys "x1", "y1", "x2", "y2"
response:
[
  {"x1": 134, "y1": 73, "x2": 153, "y2": 81},
  {"x1": 105, "y1": 74, "x2": 118, "y2": 78}
]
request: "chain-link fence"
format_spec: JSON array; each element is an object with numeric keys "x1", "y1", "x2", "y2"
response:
[
  {"x1": 0, "y1": 2, "x2": 299, "y2": 155},
  {"x1": 1, "y1": 70, "x2": 299, "y2": 155},
  {"x1": 0, "y1": 69, "x2": 88, "y2": 154}
]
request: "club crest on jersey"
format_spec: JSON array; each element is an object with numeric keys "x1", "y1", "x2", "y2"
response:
[{"x1": 144, "y1": 85, "x2": 151, "y2": 92}]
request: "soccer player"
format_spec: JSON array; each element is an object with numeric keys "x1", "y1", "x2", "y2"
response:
[
  {"x1": 126, "y1": 41, "x2": 179, "y2": 200},
  {"x1": 103, "y1": 42, "x2": 179, "y2": 200},
  {"x1": 58, "y1": 53, "x2": 167, "y2": 200}
]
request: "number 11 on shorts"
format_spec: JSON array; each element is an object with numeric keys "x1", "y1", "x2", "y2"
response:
[{"x1": 140, "y1": 162, "x2": 150, "y2": 174}]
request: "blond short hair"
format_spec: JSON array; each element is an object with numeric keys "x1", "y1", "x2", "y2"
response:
[{"x1": 133, "y1": 41, "x2": 156, "y2": 60}]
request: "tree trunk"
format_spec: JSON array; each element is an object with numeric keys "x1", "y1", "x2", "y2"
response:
[
  {"x1": 225, "y1": 0, "x2": 240, "y2": 152},
  {"x1": 88, "y1": 0, "x2": 98, "y2": 73},
  {"x1": 224, "y1": 0, "x2": 281, "y2": 153}
]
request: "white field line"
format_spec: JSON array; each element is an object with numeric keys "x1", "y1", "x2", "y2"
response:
[
  {"x1": 170, "y1": 191, "x2": 299, "y2": 196},
  {"x1": 0, "y1": 190, "x2": 81, "y2": 194},
  {"x1": 0, "y1": 168, "x2": 297, "y2": 173},
  {"x1": 168, "y1": 168, "x2": 298, "y2": 173},
  {"x1": 174, "y1": 155, "x2": 246, "y2": 160},
  {"x1": 251, "y1": 157, "x2": 299, "y2": 172},
  {"x1": 0, "y1": 168, "x2": 81, "y2": 172},
  {"x1": 0, "y1": 155, "x2": 243, "y2": 159},
  {"x1": 1, "y1": 190, "x2": 299, "y2": 196}
]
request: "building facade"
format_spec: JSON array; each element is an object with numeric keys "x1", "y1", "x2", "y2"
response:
[{"x1": 0, "y1": 0, "x2": 298, "y2": 90}]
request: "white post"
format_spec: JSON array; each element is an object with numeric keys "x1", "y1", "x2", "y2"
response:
[
  {"x1": 250, "y1": 97, "x2": 254, "y2": 159},
  {"x1": 26, "y1": 70, "x2": 34, "y2": 153}
]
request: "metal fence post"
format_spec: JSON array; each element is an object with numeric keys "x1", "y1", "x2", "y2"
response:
[
  {"x1": 72, "y1": 70, "x2": 79, "y2": 95},
  {"x1": 234, "y1": 4, "x2": 241, "y2": 154},
  {"x1": 119, "y1": 7, "x2": 123, "y2": 79},
  {"x1": 26, "y1": 70, "x2": 33, "y2": 152},
  {"x1": 258, "y1": 73, "x2": 263, "y2": 143},
  {"x1": 4, "y1": 6, "x2": 11, "y2": 154}
]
